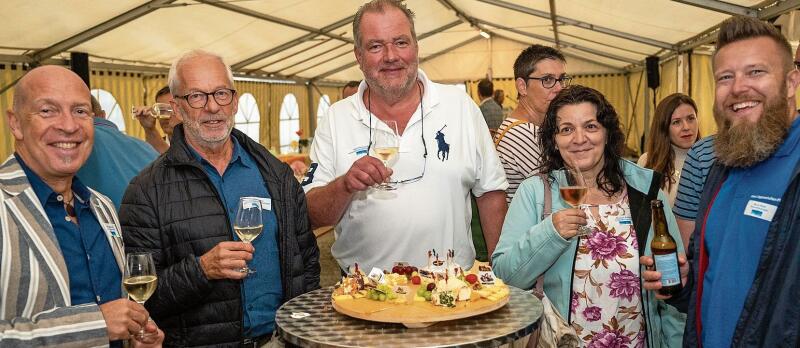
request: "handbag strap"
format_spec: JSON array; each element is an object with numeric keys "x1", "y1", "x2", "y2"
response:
[
  {"x1": 494, "y1": 119, "x2": 527, "y2": 147},
  {"x1": 534, "y1": 173, "x2": 552, "y2": 297}
]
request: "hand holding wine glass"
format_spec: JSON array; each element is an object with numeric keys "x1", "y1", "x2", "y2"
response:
[
  {"x1": 123, "y1": 252, "x2": 157, "y2": 340},
  {"x1": 371, "y1": 120, "x2": 400, "y2": 191},
  {"x1": 235, "y1": 197, "x2": 263, "y2": 274},
  {"x1": 557, "y1": 162, "x2": 591, "y2": 237}
]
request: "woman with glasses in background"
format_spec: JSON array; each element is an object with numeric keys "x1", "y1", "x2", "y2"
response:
[
  {"x1": 495, "y1": 45, "x2": 572, "y2": 204},
  {"x1": 493, "y1": 85, "x2": 686, "y2": 348}
]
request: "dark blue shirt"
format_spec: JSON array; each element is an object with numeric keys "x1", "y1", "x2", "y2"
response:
[
  {"x1": 702, "y1": 116, "x2": 800, "y2": 347},
  {"x1": 17, "y1": 155, "x2": 122, "y2": 306},
  {"x1": 188, "y1": 137, "x2": 282, "y2": 337}
]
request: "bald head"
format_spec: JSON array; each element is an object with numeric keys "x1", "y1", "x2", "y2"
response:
[
  {"x1": 13, "y1": 66, "x2": 90, "y2": 113},
  {"x1": 7, "y1": 65, "x2": 94, "y2": 184}
]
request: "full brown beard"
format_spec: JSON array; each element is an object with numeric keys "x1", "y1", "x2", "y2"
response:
[{"x1": 713, "y1": 88, "x2": 790, "y2": 168}]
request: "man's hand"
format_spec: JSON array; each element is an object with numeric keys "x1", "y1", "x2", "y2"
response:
[
  {"x1": 133, "y1": 106, "x2": 157, "y2": 130},
  {"x1": 99, "y1": 299, "x2": 149, "y2": 341},
  {"x1": 640, "y1": 254, "x2": 689, "y2": 299},
  {"x1": 131, "y1": 320, "x2": 165, "y2": 347},
  {"x1": 551, "y1": 208, "x2": 588, "y2": 240},
  {"x1": 340, "y1": 156, "x2": 392, "y2": 193},
  {"x1": 199, "y1": 241, "x2": 254, "y2": 280}
]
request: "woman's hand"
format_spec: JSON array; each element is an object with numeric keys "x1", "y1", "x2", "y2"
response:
[{"x1": 551, "y1": 208, "x2": 587, "y2": 240}]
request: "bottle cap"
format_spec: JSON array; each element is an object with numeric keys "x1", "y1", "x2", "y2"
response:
[{"x1": 650, "y1": 199, "x2": 663, "y2": 208}]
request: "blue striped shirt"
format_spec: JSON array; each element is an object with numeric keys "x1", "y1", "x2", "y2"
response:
[{"x1": 673, "y1": 136, "x2": 716, "y2": 220}]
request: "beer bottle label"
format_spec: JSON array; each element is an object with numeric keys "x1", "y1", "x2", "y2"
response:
[{"x1": 654, "y1": 253, "x2": 680, "y2": 286}]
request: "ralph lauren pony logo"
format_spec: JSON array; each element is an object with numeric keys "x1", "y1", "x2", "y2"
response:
[{"x1": 435, "y1": 125, "x2": 449, "y2": 161}]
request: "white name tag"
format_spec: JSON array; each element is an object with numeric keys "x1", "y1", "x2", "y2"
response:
[
  {"x1": 104, "y1": 223, "x2": 121, "y2": 238},
  {"x1": 243, "y1": 197, "x2": 271, "y2": 211},
  {"x1": 743, "y1": 200, "x2": 777, "y2": 222}
]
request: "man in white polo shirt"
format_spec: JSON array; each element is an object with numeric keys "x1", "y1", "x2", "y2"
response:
[{"x1": 304, "y1": 0, "x2": 508, "y2": 272}]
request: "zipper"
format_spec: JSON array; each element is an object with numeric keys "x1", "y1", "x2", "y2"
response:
[
  {"x1": 178, "y1": 161, "x2": 246, "y2": 341},
  {"x1": 566, "y1": 237, "x2": 580, "y2": 325}
]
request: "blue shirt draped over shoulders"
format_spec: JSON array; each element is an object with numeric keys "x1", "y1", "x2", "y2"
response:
[{"x1": 188, "y1": 136, "x2": 282, "y2": 338}]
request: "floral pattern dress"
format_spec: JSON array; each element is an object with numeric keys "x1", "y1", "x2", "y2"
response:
[{"x1": 570, "y1": 194, "x2": 645, "y2": 348}]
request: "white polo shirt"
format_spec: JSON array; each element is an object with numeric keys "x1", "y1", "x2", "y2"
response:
[{"x1": 304, "y1": 70, "x2": 508, "y2": 271}]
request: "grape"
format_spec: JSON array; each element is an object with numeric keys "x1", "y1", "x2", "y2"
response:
[
  {"x1": 378, "y1": 294, "x2": 386, "y2": 301},
  {"x1": 423, "y1": 291, "x2": 431, "y2": 301}
]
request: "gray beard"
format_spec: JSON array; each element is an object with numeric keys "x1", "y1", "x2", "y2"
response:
[{"x1": 714, "y1": 94, "x2": 790, "y2": 168}]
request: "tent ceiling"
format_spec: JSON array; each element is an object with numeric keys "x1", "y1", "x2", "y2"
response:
[{"x1": 2, "y1": 0, "x2": 798, "y2": 83}]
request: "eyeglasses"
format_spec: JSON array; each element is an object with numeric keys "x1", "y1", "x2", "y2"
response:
[
  {"x1": 176, "y1": 88, "x2": 237, "y2": 109},
  {"x1": 366, "y1": 81, "x2": 427, "y2": 185},
  {"x1": 523, "y1": 75, "x2": 572, "y2": 89}
]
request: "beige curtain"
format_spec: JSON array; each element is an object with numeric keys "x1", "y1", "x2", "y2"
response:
[
  {"x1": 466, "y1": 78, "x2": 517, "y2": 110},
  {"x1": 309, "y1": 85, "x2": 342, "y2": 134},
  {"x1": 235, "y1": 80, "x2": 272, "y2": 147},
  {"x1": 689, "y1": 54, "x2": 717, "y2": 137},
  {"x1": 90, "y1": 70, "x2": 148, "y2": 140},
  {"x1": 626, "y1": 71, "x2": 648, "y2": 154},
  {"x1": 0, "y1": 65, "x2": 27, "y2": 160}
]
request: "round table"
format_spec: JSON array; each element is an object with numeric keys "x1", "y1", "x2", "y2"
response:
[{"x1": 275, "y1": 286, "x2": 542, "y2": 348}]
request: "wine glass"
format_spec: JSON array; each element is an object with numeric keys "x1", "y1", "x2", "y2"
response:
[
  {"x1": 235, "y1": 197, "x2": 263, "y2": 274},
  {"x1": 131, "y1": 103, "x2": 173, "y2": 120},
  {"x1": 371, "y1": 120, "x2": 400, "y2": 191},
  {"x1": 123, "y1": 252, "x2": 157, "y2": 339},
  {"x1": 558, "y1": 164, "x2": 591, "y2": 237}
]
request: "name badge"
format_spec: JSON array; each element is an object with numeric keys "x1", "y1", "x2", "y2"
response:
[
  {"x1": 258, "y1": 197, "x2": 272, "y2": 211},
  {"x1": 618, "y1": 216, "x2": 633, "y2": 225},
  {"x1": 743, "y1": 200, "x2": 777, "y2": 222},
  {"x1": 104, "y1": 223, "x2": 121, "y2": 238}
]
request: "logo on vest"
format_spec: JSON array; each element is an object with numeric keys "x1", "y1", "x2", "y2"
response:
[{"x1": 435, "y1": 125, "x2": 450, "y2": 161}]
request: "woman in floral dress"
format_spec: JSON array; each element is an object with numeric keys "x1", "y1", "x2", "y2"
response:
[{"x1": 493, "y1": 86, "x2": 686, "y2": 348}]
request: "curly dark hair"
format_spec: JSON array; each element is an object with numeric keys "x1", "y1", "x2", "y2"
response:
[{"x1": 539, "y1": 85, "x2": 626, "y2": 196}]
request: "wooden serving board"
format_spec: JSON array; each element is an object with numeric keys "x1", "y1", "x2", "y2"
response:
[{"x1": 331, "y1": 285, "x2": 509, "y2": 328}]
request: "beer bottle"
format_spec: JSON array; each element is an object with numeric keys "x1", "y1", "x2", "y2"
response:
[{"x1": 650, "y1": 199, "x2": 682, "y2": 296}]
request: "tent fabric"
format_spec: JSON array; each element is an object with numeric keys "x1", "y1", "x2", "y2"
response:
[{"x1": 2, "y1": 0, "x2": 798, "y2": 159}]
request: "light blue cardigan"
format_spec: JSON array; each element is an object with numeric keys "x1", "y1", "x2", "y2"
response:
[{"x1": 492, "y1": 159, "x2": 685, "y2": 348}]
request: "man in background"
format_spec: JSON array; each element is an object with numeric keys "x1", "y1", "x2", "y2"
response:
[
  {"x1": 134, "y1": 86, "x2": 183, "y2": 154},
  {"x1": 341, "y1": 80, "x2": 360, "y2": 99},
  {"x1": 77, "y1": 95, "x2": 159, "y2": 208},
  {"x1": 477, "y1": 78, "x2": 504, "y2": 133}
]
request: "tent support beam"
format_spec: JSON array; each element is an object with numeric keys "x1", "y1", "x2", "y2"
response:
[
  {"x1": 759, "y1": 0, "x2": 800, "y2": 19},
  {"x1": 419, "y1": 36, "x2": 484, "y2": 64},
  {"x1": 493, "y1": 34, "x2": 625, "y2": 72},
  {"x1": 548, "y1": 0, "x2": 561, "y2": 48},
  {"x1": 196, "y1": 0, "x2": 352, "y2": 44},
  {"x1": 478, "y1": 0, "x2": 675, "y2": 50},
  {"x1": 474, "y1": 19, "x2": 640, "y2": 65},
  {"x1": 249, "y1": 38, "x2": 336, "y2": 73},
  {"x1": 309, "y1": 20, "x2": 462, "y2": 80},
  {"x1": 672, "y1": 0, "x2": 757, "y2": 17},
  {"x1": 231, "y1": 15, "x2": 355, "y2": 71},
  {"x1": 29, "y1": 0, "x2": 177, "y2": 63},
  {"x1": 278, "y1": 43, "x2": 350, "y2": 76}
]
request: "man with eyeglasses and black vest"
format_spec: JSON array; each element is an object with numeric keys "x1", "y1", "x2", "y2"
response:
[
  {"x1": 119, "y1": 50, "x2": 320, "y2": 347},
  {"x1": 304, "y1": 0, "x2": 508, "y2": 273}
]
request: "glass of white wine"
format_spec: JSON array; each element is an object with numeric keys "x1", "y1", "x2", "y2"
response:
[
  {"x1": 371, "y1": 120, "x2": 400, "y2": 191},
  {"x1": 131, "y1": 103, "x2": 173, "y2": 120},
  {"x1": 123, "y1": 252, "x2": 157, "y2": 339},
  {"x1": 235, "y1": 197, "x2": 263, "y2": 274},
  {"x1": 558, "y1": 164, "x2": 591, "y2": 237}
]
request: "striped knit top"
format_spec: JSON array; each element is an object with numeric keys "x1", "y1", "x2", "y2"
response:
[{"x1": 494, "y1": 117, "x2": 543, "y2": 203}]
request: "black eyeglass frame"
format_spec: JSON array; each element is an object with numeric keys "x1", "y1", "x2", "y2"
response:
[
  {"x1": 176, "y1": 88, "x2": 238, "y2": 109},
  {"x1": 522, "y1": 75, "x2": 572, "y2": 89},
  {"x1": 366, "y1": 81, "x2": 428, "y2": 185}
]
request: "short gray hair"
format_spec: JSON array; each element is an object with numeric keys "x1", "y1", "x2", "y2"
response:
[
  {"x1": 167, "y1": 50, "x2": 234, "y2": 95},
  {"x1": 353, "y1": 0, "x2": 416, "y2": 50}
]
